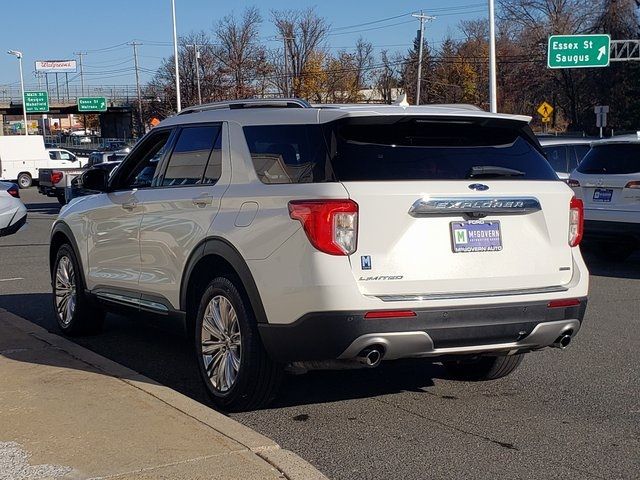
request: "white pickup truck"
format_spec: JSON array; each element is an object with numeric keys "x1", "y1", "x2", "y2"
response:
[{"x1": 0, "y1": 135, "x2": 83, "y2": 188}]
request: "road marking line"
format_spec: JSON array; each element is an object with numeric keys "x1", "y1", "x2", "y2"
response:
[{"x1": 0, "y1": 277, "x2": 24, "y2": 282}]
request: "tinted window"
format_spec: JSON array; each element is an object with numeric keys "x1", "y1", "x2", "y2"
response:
[
  {"x1": 49, "y1": 151, "x2": 57, "y2": 160},
  {"x1": 577, "y1": 144, "x2": 640, "y2": 174},
  {"x1": 328, "y1": 118, "x2": 556, "y2": 181},
  {"x1": 118, "y1": 131, "x2": 171, "y2": 189},
  {"x1": 60, "y1": 151, "x2": 72, "y2": 161},
  {"x1": 572, "y1": 144, "x2": 590, "y2": 169},
  {"x1": 244, "y1": 125, "x2": 329, "y2": 184},
  {"x1": 162, "y1": 125, "x2": 220, "y2": 186},
  {"x1": 542, "y1": 145, "x2": 568, "y2": 172}
]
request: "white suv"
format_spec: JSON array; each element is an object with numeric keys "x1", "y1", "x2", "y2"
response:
[
  {"x1": 569, "y1": 135, "x2": 640, "y2": 261},
  {"x1": 49, "y1": 99, "x2": 589, "y2": 411}
]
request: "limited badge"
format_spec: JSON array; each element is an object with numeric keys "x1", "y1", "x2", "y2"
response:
[{"x1": 361, "y1": 256, "x2": 372, "y2": 270}]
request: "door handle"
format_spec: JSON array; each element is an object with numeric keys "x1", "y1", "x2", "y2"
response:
[
  {"x1": 192, "y1": 194, "x2": 213, "y2": 207},
  {"x1": 122, "y1": 201, "x2": 137, "y2": 211}
]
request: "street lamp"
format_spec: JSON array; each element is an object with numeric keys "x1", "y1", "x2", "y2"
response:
[
  {"x1": 7, "y1": 50, "x2": 28, "y2": 135},
  {"x1": 171, "y1": 0, "x2": 181, "y2": 112}
]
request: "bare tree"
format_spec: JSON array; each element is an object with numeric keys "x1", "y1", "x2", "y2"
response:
[
  {"x1": 216, "y1": 7, "x2": 267, "y2": 99},
  {"x1": 271, "y1": 7, "x2": 330, "y2": 96}
]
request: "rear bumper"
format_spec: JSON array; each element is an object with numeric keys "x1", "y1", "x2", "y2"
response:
[
  {"x1": 0, "y1": 212, "x2": 26, "y2": 236},
  {"x1": 258, "y1": 299, "x2": 587, "y2": 362},
  {"x1": 584, "y1": 219, "x2": 640, "y2": 244}
]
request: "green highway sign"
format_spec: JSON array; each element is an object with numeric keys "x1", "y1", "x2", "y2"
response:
[
  {"x1": 548, "y1": 34, "x2": 611, "y2": 69},
  {"x1": 23, "y1": 91, "x2": 49, "y2": 113},
  {"x1": 78, "y1": 97, "x2": 107, "y2": 112}
]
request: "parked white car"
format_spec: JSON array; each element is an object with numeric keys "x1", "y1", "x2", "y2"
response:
[
  {"x1": 0, "y1": 181, "x2": 27, "y2": 237},
  {"x1": 568, "y1": 134, "x2": 640, "y2": 260},
  {"x1": 49, "y1": 99, "x2": 589, "y2": 411},
  {"x1": 538, "y1": 136, "x2": 594, "y2": 179}
]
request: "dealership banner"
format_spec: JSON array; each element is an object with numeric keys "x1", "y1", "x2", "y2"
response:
[{"x1": 35, "y1": 60, "x2": 77, "y2": 73}]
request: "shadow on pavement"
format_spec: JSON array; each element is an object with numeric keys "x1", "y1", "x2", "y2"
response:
[
  {"x1": 582, "y1": 249, "x2": 640, "y2": 280},
  {"x1": 24, "y1": 200, "x2": 61, "y2": 215},
  {"x1": 0, "y1": 292, "x2": 442, "y2": 411}
]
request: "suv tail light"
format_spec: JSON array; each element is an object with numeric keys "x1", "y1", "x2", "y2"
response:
[
  {"x1": 624, "y1": 181, "x2": 640, "y2": 189},
  {"x1": 51, "y1": 171, "x2": 64, "y2": 184},
  {"x1": 7, "y1": 185, "x2": 19, "y2": 198},
  {"x1": 566, "y1": 179, "x2": 580, "y2": 188},
  {"x1": 288, "y1": 200, "x2": 358, "y2": 255},
  {"x1": 569, "y1": 196, "x2": 584, "y2": 247}
]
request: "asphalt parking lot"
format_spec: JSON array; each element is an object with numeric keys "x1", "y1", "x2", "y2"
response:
[{"x1": 1, "y1": 188, "x2": 638, "y2": 480}]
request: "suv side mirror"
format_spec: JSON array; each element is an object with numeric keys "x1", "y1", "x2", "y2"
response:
[{"x1": 81, "y1": 168, "x2": 109, "y2": 192}]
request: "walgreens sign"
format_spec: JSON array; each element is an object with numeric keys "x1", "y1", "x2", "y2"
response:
[{"x1": 35, "y1": 60, "x2": 77, "y2": 73}]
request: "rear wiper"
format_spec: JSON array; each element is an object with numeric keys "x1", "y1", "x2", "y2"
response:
[{"x1": 467, "y1": 165, "x2": 526, "y2": 178}]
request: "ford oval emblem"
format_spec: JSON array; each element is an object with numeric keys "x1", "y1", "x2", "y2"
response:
[{"x1": 468, "y1": 183, "x2": 489, "y2": 191}]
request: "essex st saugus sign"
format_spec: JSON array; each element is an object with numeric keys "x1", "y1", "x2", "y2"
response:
[{"x1": 547, "y1": 34, "x2": 611, "y2": 69}]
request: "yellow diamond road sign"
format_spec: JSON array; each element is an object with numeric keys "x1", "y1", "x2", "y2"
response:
[{"x1": 537, "y1": 101, "x2": 554, "y2": 118}]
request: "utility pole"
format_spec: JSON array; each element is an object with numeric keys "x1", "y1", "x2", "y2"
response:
[
  {"x1": 488, "y1": 0, "x2": 497, "y2": 112},
  {"x1": 171, "y1": 0, "x2": 181, "y2": 112},
  {"x1": 131, "y1": 42, "x2": 144, "y2": 135},
  {"x1": 275, "y1": 36, "x2": 294, "y2": 97},
  {"x1": 412, "y1": 12, "x2": 435, "y2": 106},
  {"x1": 74, "y1": 51, "x2": 86, "y2": 96},
  {"x1": 186, "y1": 44, "x2": 202, "y2": 104}
]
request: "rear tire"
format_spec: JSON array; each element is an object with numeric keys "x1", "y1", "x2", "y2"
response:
[
  {"x1": 52, "y1": 244, "x2": 104, "y2": 335},
  {"x1": 443, "y1": 354, "x2": 524, "y2": 381},
  {"x1": 17, "y1": 173, "x2": 32, "y2": 189},
  {"x1": 195, "y1": 276, "x2": 282, "y2": 412}
]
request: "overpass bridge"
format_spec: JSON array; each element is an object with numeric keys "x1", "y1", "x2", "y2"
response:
[{"x1": 0, "y1": 84, "x2": 140, "y2": 138}]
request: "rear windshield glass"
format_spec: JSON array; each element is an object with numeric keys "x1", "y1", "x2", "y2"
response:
[
  {"x1": 577, "y1": 144, "x2": 640, "y2": 174},
  {"x1": 243, "y1": 117, "x2": 557, "y2": 183}
]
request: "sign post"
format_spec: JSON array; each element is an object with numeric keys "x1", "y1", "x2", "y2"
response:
[
  {"x1": 537, "y1": 101, "x2": 554, "y2": 133},
  {"x1": 23, "y1": 91, "x2": 49, "y2": 113},
  {"x1": 78, "y1": 97, "x2": 107, "y2": 112},
  {"x1": 594, "y1": 105, "x2": 609, "y2": 138},
  {"x1": 548, "y1": 34, "x2": 611, "y2": 69}
]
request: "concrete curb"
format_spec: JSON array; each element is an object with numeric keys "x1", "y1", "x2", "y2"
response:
[{"x1": 0, "y1": 309, "x2": 328, "y2": 480}]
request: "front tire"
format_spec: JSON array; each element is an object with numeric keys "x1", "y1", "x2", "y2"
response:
[
  {"x1": 17, "y1": 173, "x2": 32, "y2": 189},
  {"x1": 53, "y1": 244, "x2": 104, "y2": 335},
  {"x1": 443, "y1": 354, "x2": 524, "y2": 381},
  {"x1": 195, "y1": 277, "x2": 282, "y2": 411}
]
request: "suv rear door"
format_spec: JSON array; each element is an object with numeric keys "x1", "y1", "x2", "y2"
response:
[{"x1": 324, "y1": 116, "x2": 575, "y2": 298}]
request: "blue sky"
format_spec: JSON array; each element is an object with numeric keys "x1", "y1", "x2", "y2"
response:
[{"x1": 0, "y1": 0, "x2": 488, "y2": 88}]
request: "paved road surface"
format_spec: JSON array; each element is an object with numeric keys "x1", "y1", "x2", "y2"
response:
[{"x1": 1, "y1": 188, "x2": 638, "y2": 480}]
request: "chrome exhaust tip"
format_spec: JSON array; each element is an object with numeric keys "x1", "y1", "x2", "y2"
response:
[
  {"x1": 357, "y1": 346, "x2": 384, "y2": 367},
  {"x1": 551, "y1": 333, "x2": 572, "y2": 350}
]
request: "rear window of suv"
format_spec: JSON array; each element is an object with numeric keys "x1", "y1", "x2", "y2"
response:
[
  {"x1": 244, "y1": 117, "x2": 557, "y2": 183},
  {"x1": 576, "y1": 144, "x2": 640, "y2": 174}
]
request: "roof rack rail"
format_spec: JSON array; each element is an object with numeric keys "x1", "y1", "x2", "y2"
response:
[{"x1": 178, "y1": 98, "x2": 311, "y2": 115}]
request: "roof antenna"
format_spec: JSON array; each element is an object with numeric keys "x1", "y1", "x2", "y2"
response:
[{"x1": 394, "y1": 93, "x2": 410, "y2": 108}]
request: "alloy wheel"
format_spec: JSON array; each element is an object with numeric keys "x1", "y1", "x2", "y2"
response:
[
  {"x1": 55, "y1": 256, "x2": 76, "y2": 326},
  {"x1": 201, "y1": 295, "x2": 242, "y2": 393}
]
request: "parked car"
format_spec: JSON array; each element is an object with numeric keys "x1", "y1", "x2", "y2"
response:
[
  {"x1": 568, "y1": 134, "x2": 640, "y2": 260},
  {"x1": 101, "y1": 141, "x2": 131, "y2": 153},
  {"x1": 38, "y1": 166, "x2": 87, "y2": 205},
  {"x1": 0, "y1": 181, "x2": 27, "y2": 236},
  {"x1": 47, "y1": 148, "x2": 85, "y2": 168},
  {"x1": 538, "y1": 137, "x2": 594, "y2": 179},
  {"x1": 49, "y1": 99, "x2": 588, "y2": 411},
  {"x1": 0, "y1": 135, "x2": 83, "y2": 188},
  {"x1": 86, "y1": 151, "x2": 128, "y2": 168}
]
